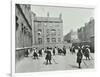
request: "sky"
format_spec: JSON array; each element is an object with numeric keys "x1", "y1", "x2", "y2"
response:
[{"x1": 31, "y1": 5, "x2": 94, "y2": 36}]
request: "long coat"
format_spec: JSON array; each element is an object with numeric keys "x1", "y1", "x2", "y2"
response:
[
  {"x1": 84, "y1": 48, "x2": 90, "y2": 57},
  {"x1": 45, "y1": 51, "x2": 52, "y2": 60},
  {"x1": 53, "y1": 49, "x2": 55, "y2": 55},
  {"x1": 63, "y1": 46, "x2": 66, "y2": 54},
  {"x1": 77, "y1": 49, "x2": 83, "y2": 63}
]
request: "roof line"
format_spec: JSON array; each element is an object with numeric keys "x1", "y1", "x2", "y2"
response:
[{"x1": 16, "y1": 4, "x2": 32, "y2": 30}]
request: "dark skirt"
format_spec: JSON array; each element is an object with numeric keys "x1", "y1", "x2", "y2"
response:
[
  {"x1": 45, "y1": 55, "x2": 51, "y2": 60},
  {"x1": 33, "y1": 52, "x2": 38, "y2": 57},
  {"x1": 77, "y1": 57, "x2": 82, "y2": 63}
]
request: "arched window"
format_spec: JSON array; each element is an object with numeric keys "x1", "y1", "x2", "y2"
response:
[
  {"x1": 51, "y1": 29, "x2": 56, "y2": 36},
  {"x1": 38, "y1": 38, "x2": 42, "y2": 44}
]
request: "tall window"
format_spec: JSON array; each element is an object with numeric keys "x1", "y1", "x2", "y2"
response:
[
  {"x1": 46, "y1": 29, "x2": 50, "y2": 36},
  {"x1": 47, "y1": 38, "x2": 50, "y2": 43},
  {"x1": 55, "y1": 25, "x2": 59, "y2": 27},
  {"x1": 27, "y1": 5, "x2": 30, "y2": 10},
  {"x1": 38, "y1": 38, "x2": 42, "y2": 44},
  {"x1": 44, "y1": 23, "x2": 47, "y2": 26},
  {"x1": 52, "y1": 38, "x2": 56, "y2": 42},
  {"x1": 58, "y1": 38, "x2": 61, "y2": 42},
  {"x1": 38, "y1": 22, "x2": 41, "y2": 27},
  {"x1": 58, "y1": 29, "x2": 61, "y2": 36},
  {"x1": 47, "y1": 29, "x2": 49, "y2": 33},
  {"x1": 51, "y1": 29, "x2": 56, "y2": 36}
]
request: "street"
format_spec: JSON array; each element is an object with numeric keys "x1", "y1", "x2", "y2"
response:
[{"x1": 15, "y1": 49, "x2": 94, "y2": 73}]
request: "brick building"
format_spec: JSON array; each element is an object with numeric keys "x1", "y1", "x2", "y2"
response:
[{"x1": 32, "y1": 13, "x2": 63, "y2": 48}]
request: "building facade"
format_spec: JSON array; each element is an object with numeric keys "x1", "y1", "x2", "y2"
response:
[
  {"x1": 15, "y1": 4, "x2": 32, "y2": 61},
  {"x1": 77, "y1": 18, "x2": 94, "y2": 42},
  {"x1": 64, "y1": 30, "x2": 79, "y2": 43},
  {"x1": 32, "y1": 13, "x2": 63, "y2": 48},
  {"x1": 77, "y1": 18, "x2": 94, "y2": 52},
  {"x1": 15, "y1": 4, "x2": 32, "y2": 49},
  {"x1": 63, "y1": 32, "x2": 71, "y2": 43},
  {"x1": 84, "y1": 18, "x2": 94, "y2": 42}
]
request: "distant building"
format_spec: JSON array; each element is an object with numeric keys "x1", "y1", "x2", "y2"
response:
[
  {"x1": 77, "y1": 27, "x2": 85, "y2": 42},
  {"x1": 64, "y1": 30, "x2": 79, "y2": 43},
  {"x1": 84, "y1": 18, "x2": 94, "y2": 42},
  {"x1": 77, "y1": 18, "x2": 94, "y2": 52},
  {"x1": 64, "y1": 32, "x2": 71, "y2": 43},
  {"x1": 77, "y1": 18, "x2": 94, "y2": 42},
  {"x1": 15, "y1": 4, "x2": 32, "y2": 50},
  {"x1": 32, "y1": 13, "x2": 63, "y2": 48}
]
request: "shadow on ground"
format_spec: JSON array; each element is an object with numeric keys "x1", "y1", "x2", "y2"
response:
[{"x1": 68, "y1": 64, "x2": 79, "y2": 69}]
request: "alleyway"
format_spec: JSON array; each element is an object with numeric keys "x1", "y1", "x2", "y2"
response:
[{"x1": 16, "y1": 49, "x2": 94, "y2": 73}]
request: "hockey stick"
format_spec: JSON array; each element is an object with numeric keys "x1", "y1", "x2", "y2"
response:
[
  {"x1": 89, "y1": 54, "x2": 94, "y2": 60},
  {"x1": 82, "y1": 59, "x2": 88, "y2": 68},
  {"x1": 52, "y1": 58, "x2": 58, "y2": 64}
]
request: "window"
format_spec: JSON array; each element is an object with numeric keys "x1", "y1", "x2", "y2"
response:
[
  {"x1": 21, "y1": 24, "x2": 28, "y2": 34},
  {"x1": 24, "y1": 5, "x2": 30, "y2": 10},
  {"x1": 46, "y1": 29, "x2": 50, "y2": 36},
  {"x1": 47, "y1": 38, "x2": 50, "y2": 43},
  {"x1": 55, "y1": 25, "x2": 59, "y2": 27},
  {"x1": 38, "y1": 22, "x2": 41, "y2": 27},
  {"x1": 58, "y1": 38, "x2": 61, "y2": 42},
  {"x1": 27, "y1": 5, "x2": 30, "y2": 10},
  {"x1": 47, "y1": 29, "x2": 49, "y2": 33},
  {"x1": 44, "y1": 23, "x2": 47, "y2": 26},
  {"x1": 51, "y1": 29, "x2": 56, "y2": 36},
  {"x1": 49, "y1": 25, "x2": 52, "y2": 27},
  {"x1": 16, "y1": 16, "x2": 19, "y2": 31},
  {"x1": 52, "y1": 38, "x2": 56, "y2": 42},
  {"x1": 38, "y1": 38, "x2": 42, "y2": 44},
  {"x1": 58, "y1": 32, "x2": 60, "y2": 36},
  {"x1": 24, "y1": 5, "x2": 28, "y2": 9},
  {"x1": 58, "y1": 29, "x2": 61, "y2": 35},
  {"x1": 38, "y1": 29, "x2": 42, "y2": 32}
]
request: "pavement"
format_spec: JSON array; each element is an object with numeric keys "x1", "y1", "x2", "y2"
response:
[{"x1": 15, "y1": 49, "x2": 94, "y2": 73}]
